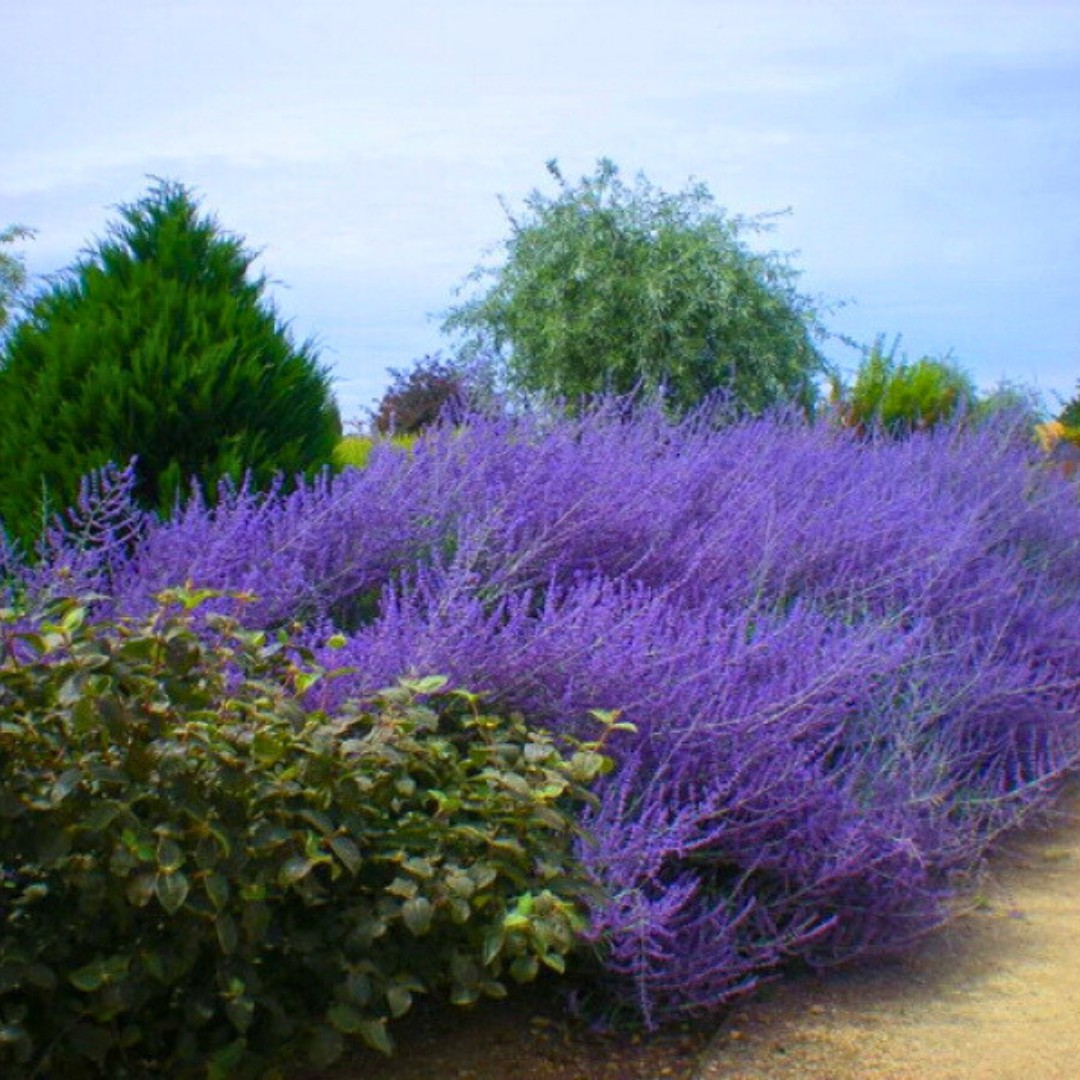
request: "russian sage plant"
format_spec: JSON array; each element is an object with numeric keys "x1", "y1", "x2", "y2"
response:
[{"x1": 7, "y1": 400, "x2": 1080, "y2": 1026}]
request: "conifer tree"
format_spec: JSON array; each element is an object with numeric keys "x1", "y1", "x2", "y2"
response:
[{"x1": 0, "y1": 180, "x2": 340, "y2": 549}]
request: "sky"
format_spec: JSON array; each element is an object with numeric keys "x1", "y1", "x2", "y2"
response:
[{"x1": 4, "y1": 0, "x2": 1079, "y2": 422}]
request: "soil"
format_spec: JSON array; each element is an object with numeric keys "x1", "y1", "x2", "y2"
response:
[
  {"x1": 301, "y1": 782, "x2": 1080, "y2": 1080},
  {"x1": 694, "y1": 783, "x2": 1080, "y2": 1080}
]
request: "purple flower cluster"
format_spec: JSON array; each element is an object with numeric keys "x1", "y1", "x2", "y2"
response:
[{"x1": 7, "y1": 402, "x2": 1080, "y2": 1025}]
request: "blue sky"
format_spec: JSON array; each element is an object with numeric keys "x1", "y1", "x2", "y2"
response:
[{"x1": 4, "y1": 0, "x2": 1079, "y2": 421}]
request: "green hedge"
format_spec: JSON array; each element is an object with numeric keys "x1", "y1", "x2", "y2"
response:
[{"x1": 0, "y1": 590, "x2": 617, "y2": 1078}]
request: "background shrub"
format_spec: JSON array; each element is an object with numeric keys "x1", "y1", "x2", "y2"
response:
[
  {"x1": 831, "y1": 336, "x2": 977, "y2": 435},
  {"x1": 371, "y1": 354, "x2": 469, "y2": 436},
  {"x1": 0, "y1": 180, "x2": 340, "y2": 552},
  {"x1": 1054, "y1": 380, "x2": 1080, "y2": 429},
  {"x1": 0, "y1": 592, "x2": 611, "y2": 1077},
  {"x1": 332, "y1": 433, "x2": 417, "y2": 472}
]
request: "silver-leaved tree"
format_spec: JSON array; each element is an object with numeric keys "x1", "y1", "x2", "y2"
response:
[{"x1": 443, "y1": 158, "x2": 830, "y2": 415}]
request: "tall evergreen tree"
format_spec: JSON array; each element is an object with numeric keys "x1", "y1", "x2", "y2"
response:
[{"x1": 0, "y1": 180, "x2": 340, "y2": 550}]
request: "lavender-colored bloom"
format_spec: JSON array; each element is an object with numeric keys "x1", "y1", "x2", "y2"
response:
[{"x1": 10, "y1": 401, "x2": 1080, "y2": 1025}]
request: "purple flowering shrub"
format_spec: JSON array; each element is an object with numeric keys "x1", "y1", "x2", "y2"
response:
[{"x1": 5, "y1": 401, "x2": 1080, "y2": 1026}]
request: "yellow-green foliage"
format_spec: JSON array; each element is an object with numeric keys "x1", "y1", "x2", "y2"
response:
[
  {"x1": 832, "y1": 339, "x2": 976, "y2": 436},
  {"x1": 332, "y1": 433, "x2": 417, "y2": 471},
  {"x1": 1034, "y1": 420, "x2": 1080, "y2": 477}
]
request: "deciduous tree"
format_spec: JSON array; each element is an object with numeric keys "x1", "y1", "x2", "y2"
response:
[{"x1": 443, "y1": 158, "x2": 829, "y2": 414}]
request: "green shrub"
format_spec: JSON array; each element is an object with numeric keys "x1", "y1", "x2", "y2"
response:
[
  {"x1": 331, "y1": 433, "x2": 417, "y2": 471},
  {"x1": 0, "y1": 180, "x2": 341, "y2": 551},
  {"x1": 832, "y1": 337, "x2": 976, "y2": 436},
  {"x1": 0, "y1": 590, "x2": 616, "y2": 1078},
  {"x1": 1058, "y1": 381, "x2": 1080, "y2": 430}
]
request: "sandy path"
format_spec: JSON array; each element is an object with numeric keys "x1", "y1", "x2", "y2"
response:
[{"x1": 693, "y1": 785, "x2": 1080, "y2": 1080}]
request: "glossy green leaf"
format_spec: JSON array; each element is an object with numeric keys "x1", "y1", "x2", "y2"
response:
[
  {"x1": 327, "y1": 1002, "x2": 363, "y2": 1034},
  {"x1": 385, "y1": 984, "x2": 413, "y2": 1018},
  {"x1": 278, "y1": 855, "x2": 314, "y2": 887},
  {"x1": 204, "y1": 871, "x2": 230, "y2": 910},
  {"x1": 328, "y1": 834, "x2": 362, "y2": 874},
  {"x1": 215, "y1": 914, "x2": 239, "y2": 955},
  {"x1": 308, "y1": 1024, "x2": 345, "y2": 1068},
  {"x1": 156, "y1": 837, "x2": 184, "y2": 872},
  {"x1": 401, "y1": 896, "x2": 433, "y2": 936},
  {"x1": 125, "y1": 872, "x2": 156, "y2": 908},
  {"x1": 154, "y1": 870, "x2": 189, "y2": 915}
]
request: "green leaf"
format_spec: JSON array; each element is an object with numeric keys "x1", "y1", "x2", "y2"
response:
[
  {"x1": 252, "y1": 730, "x2": 285, "y2": 765},
  {"x1": 502, "y1": 912, "x2": 531, "y2": 932},
  {"x1": 154, "y1": 870, "x2": 189, "y2": 915},
  {"x1": 401, "y1": 674, "x2": 448, "y2": 695},
  {"x1": 215, "y1": 914, "x2": 239, "y2": 955},
  {"x1": 49, "y1": 768, "x2": 81, "y2": 804},
  {"x1": 82, "y1": 802, "x2": 121, "y2": 832},
  {"x1": 293, "y1": 671, "x2": 320, "y2": 695},
  {"x1": 225, "y1": 996, "x2": 255, "y2": 1033},
  {"x1": 204, "y1": 871, "x2": 230, "y2": 910},
  {"x1": 126, "y1": 872, "x2": 157, "y2": 908},
  {"x1": 242, "y1": 902, "x2": 271, "y2": 945},
  {"x1": 385, "y1": 875, "x2": 418, "y2": 899},
  {"x1": 385, "y1": 984, "x2": 413, "y2": 1019},
  {"x1": 401, "y1": 896, "x2": 433, "y2": 936},
  {"x1": 308, "y1": 1024, "x2": 345, "y2": 1068},
  {"x1": 344, "y1": 972, "x2": 373, "y2": 1006},
  {"x1": 278, "y1": 855, "x2": 314, "y2": 887},
  {"x1": 297, "y1": 808, "x2": 334, "y2": 836},
  {"x1": 449, "y1": 985, "x2": 479, "y2": 1007},
  {"x1": 208, "y1": 1038, "x2": 248, "y2": 1080},
  {"x1": 482, "y1": 927, "x2": 504, "y2": 966},
  {"x1": 445, "y1": 871, "x2": 475, "y2": 898},
  {"x1": 358, "y1": 1018, "x2": 394, "y2": 1056},
  {"x1": 327, "y1": 1002, "x2": 363, "y2": 1034},
  {"x1": 496, "y1": 771, "x2": 532, "y2": 796},
  {"x1": 68, "y1": 959, "x2": 107, "y2": 992},
  {"x1": 156, "y1": 837, "x2": 185, "y2": 872},
  {"x1": 509, "y1": 955, "x2": 539, "y2": 983},
  {"x1": 24, "y1": 962, "x2": 57, "y2": 990},
  {"x1": 539, "y1": 951, "x2": 566, "y2": 974},
  {"x1": 401, "y1": 856, "x2": 435, "y2": 879},
  {"x1": 328, "y1": 835, "x2": 362, "y2": 875},
  {"x1": 447, "y1": 897, "x2": 472, "y2": 924}
]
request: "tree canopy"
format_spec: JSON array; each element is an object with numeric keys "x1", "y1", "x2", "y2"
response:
[
  {"x1": 0, "y1": 180, "x2": 340, "y2": 550},
  {"x1": 0, "y1": 224, "x2": 34, "y2": 342},
  {"x1": 443, "y1": 158, "x2": 830, "y2": 414}
]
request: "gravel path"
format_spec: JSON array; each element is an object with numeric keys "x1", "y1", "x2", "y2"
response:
[{"x1": 693, "y1": 784, "x2": 1080, "y2": 1080}]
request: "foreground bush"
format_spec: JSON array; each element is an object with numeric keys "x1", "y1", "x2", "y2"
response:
[
  {"x1": 0, "y1": 592, "x2": 611, "y2": 1077},
  {"x1": 7, "y1": 400, "x2": 1080, "y2": 1027}
]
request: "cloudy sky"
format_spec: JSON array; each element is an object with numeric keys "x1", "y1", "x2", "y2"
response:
[{"x1": 4, "y1": 0, "x2": 1079, "y2": 420}]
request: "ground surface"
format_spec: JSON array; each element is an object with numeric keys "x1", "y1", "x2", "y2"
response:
[
  {"x1": 303, "y1": 782, "x2": 1080, "y2": 1080},
  {"x1": 694, "y1": 783, "x2": 1080, "y2": 1080}
]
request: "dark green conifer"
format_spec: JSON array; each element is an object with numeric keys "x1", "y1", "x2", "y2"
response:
[{"x1": 0, "y1": 180, "x2": 340, "y2": 549}]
